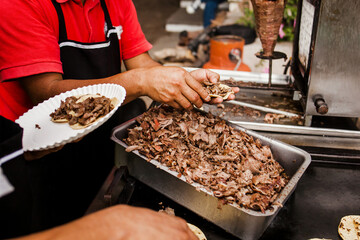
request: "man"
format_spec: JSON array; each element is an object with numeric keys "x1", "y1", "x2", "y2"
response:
[
  {"x1": 0, "y1": 0, "x2": 230, "y2": 121},
  {"x1": 0, "y1": 0, "x2": 238, "y2": 236}
]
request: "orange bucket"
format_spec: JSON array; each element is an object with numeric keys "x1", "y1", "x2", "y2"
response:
[{"x1": 203, "y1": 35, "x2": 251, "y2": 71}]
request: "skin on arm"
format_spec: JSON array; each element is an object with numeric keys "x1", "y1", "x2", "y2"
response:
[
  {"x1": 19, "y1": 52, "x2": 238, "y2": 109},
  {"x1": 124, "y1": 53, "x2": 238, "y2": 106},
  {"x1": 19, "y1": 53, "x2": 238, "y2": 160},
  {"x1": 16, "y1": 205, "x2": 198, "y2": 240}
]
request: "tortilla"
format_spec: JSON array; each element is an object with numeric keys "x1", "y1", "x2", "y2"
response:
[
  {"x1": 187, "y1": 223, "x2": 207, "y2": 240},
  {"x1": 75, "y1": 93, "x2": 101, "y2": 103},
  {"x1": 51, "y1": 118, "x2": 69, "y2": 123},
  {"x1": 338, "y1": 215, "x2": 360, "y2": 240}
]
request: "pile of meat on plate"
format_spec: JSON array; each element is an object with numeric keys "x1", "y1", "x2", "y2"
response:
[{"x1": 124, "y1": 105, "x2": 289, "y2": 213}]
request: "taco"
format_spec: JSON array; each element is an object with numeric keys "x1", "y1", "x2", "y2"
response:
[{"x1": 50, "y1": 93, "x2": 119, "y2": 129}]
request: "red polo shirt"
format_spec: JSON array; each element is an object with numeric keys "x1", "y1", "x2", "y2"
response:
[{"x1": 0, "y1": 0, "x2": 152, "y2": 121}]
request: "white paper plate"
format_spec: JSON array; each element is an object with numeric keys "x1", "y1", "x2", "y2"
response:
[{"x1": 16, "y1": 84, "x2": 126, "y2": 151}]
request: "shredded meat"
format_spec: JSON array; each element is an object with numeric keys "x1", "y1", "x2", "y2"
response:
[
  {"x1": 204, "y1": 81, "x2": 233, "y2": 99},
  {"x1": 124, "y1": 105, "x2": 289, "y2": 213},
  {"x1": 264, "y1": 113, "x2": 286, "y2": 124},
  {"x1": 50, "y1": 94, "x2": 114, "y2": 127}
]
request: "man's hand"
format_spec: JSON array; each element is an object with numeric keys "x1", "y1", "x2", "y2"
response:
[
  {"x1": 18, "y1": 205, "x2": 198, "y2": 240},
  {"x1": 138, "y1": 66, "x2": 212, "y2": 109},
  {"x1": 189, "y1": 68, "x2": 239, "y2": 104},
  {"x1": 137, "y1": 66, "x2": 238, "y2": 110}
]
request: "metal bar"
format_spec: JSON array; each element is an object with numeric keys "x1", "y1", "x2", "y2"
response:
[
  {"x1": 227, "y1": 100, "x2": 301, "y2": 118},
  {"x1": 268, "y1": 58, "x2": 272, "y2": 88},
  {"x1": 311, "y1": 159, "x2": 360, "y2": 166},
  {"x1": 231, "y1": 85, "x2": 294, "y2": 91},
  {"x1": 229, "y1": 121, "x2": 360, "y2": 138},
  {"x1": 234, "y1": 58, "x2": 242, "y2": 71},
  {"x1": 311, "y1": 153, "x2": 360, "y2": 160},
  {"x1": 183, "y1": 67, "x2": 291, "y2": 86}
]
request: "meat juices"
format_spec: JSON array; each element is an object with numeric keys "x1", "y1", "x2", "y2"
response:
[{"x1": 125, "y1": 106, "x2": 289, "y2": 213}]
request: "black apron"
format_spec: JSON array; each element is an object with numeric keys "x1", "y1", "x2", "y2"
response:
[
  {"x1": 0, "y1": 0, "x2": 146, "y2": 237},
  {"x1": 0, "y1": 117, "x2": 32, "y2": 239},
  {"x1": 52, "y1": 0, "x2": 121, "y2": 79}
]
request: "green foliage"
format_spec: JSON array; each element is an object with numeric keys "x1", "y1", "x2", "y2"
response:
[{"x1": 279, "y1": 0, "x2": 298, "y2": 42}]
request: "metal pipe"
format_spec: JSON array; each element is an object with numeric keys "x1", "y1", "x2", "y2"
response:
[
  {"x1": 268, "y1": 58, "x2": 272, "y2": 88},
  {"x1": 234, "y1": 58, "x2": 242, "y2": 71},
  {"x1": 183, "y1": 67, "x2": 291, "y2": 85},
  {"x1": 229, "y1": 121, "x2": 360, "y2": 138},
  {"x1": 227, "y1": 100, "x2": 301, "y2": 118}
]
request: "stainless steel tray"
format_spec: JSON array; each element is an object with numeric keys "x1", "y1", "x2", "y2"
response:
[{"x1": 111, "y1": 116, "x2": 311, "y2": 240}]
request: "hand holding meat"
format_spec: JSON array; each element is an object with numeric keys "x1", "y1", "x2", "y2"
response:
[
  {"x1": 138, "y1": 67, "x2": 237, "y2": 109},
  {"x1": 204, "y1": 81, "x2": 235, "y2": 100},
  {"x1": 190, "y1": 69, "x2": 239, "y2": 104},
  {"x1": 17, "y1": 205, "x2": 198, "y2": 240}
]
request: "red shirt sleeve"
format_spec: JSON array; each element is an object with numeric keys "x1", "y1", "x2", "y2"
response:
[{"x1": 0, "y1": 0, "x2": 62, "y2": 82}]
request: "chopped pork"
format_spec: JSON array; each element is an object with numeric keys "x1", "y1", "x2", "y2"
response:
[{"x1": 124, "y1": 105, "x2": 289, "y2": 213}]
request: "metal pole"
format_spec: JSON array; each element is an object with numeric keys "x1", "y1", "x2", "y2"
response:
[{"x1": 268, "y1": 58, "x2": 272, "y2": 88}]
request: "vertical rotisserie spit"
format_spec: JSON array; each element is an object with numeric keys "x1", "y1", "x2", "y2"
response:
[{"x1": 251, "y1": 0, "x2": 286, "y2": 57}]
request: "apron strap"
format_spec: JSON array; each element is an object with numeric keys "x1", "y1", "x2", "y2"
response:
[
  {"x1": 51, "y1": 0, "x2": 68, "y2": 43},
  {"x1": 100, "y1": 0, "x2": 115, "y2": 32},
  {"x1": 51, "y1": 0, "x2": 115, "y2": 43}
]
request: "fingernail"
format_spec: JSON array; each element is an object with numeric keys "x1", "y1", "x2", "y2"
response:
[{"x1": 205, "y1": 96, "x2": 211, "y2": 101}]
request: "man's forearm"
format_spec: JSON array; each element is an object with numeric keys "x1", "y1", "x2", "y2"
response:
[
  {"x1": 18, "y1": 53, "x2": 160, "y2": 105},
  {"x1": 18, "y1": 69, "x2": 146, "y2": 105}
]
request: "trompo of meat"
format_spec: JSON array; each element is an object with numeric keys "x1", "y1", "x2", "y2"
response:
[{"x1": 251, "y1": 0, "x2": 286, "y2": 57}]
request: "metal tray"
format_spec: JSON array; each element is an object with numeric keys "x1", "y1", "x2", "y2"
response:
[{"x1": 111, "y1": 115, "x2": 311, "y2": 240}]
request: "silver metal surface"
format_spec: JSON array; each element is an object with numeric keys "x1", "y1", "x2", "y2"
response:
[
  {"x1": 303, "y1": 0, "x2": 360, "y2": 117},
  {"x1": 111, "y1": 118, "x2": 311, "y2": 240},
  {"x1": 259, "y1": 133, "x2": 360, "y2": 151},
  {"x1": 183, "y1": 67, "x2": 291, "y2": 85},
  {"x1": 227, "y1": 100, "x2": 301, "y2": 118},
  {"x1": 268, "y1": 59, "x2": 272, "y2": 88},
  {"x1": 229, "y1": 121, "x2": 360, "y2": 138},
  {"x1": 229, "y1": 121, "x2": 360, "y2": 150}
]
